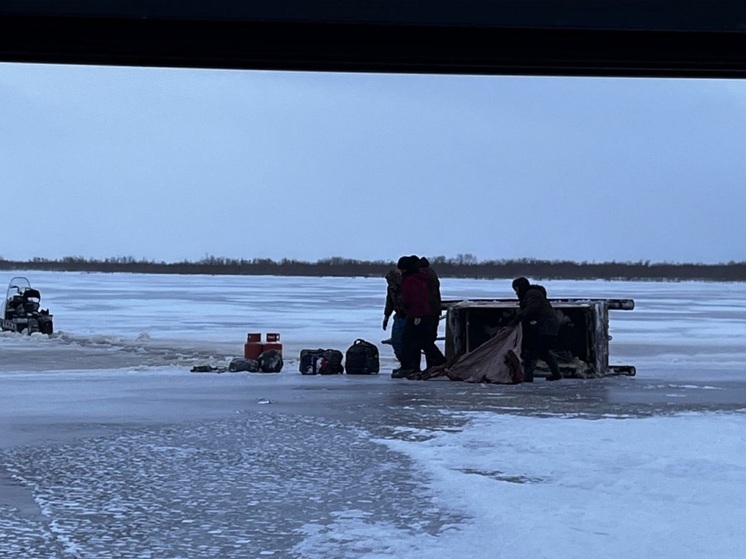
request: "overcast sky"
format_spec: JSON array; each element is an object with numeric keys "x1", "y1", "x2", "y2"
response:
[{"x1": 2, "y1": 63, "x2": 745, "y2": 264}]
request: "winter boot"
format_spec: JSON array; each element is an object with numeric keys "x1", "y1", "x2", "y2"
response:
[
  {"x1": 545, "y1": 353, "x2": 562, "y2": 381},
  {"x1": 523, "y1": 357, "x2": 536, "y2": 383}
]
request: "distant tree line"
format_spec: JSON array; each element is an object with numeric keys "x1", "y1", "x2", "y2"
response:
[{"x1": 2, "y1": 254, "x2": 746, "y2": 281}]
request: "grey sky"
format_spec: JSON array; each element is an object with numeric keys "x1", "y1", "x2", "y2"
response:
[{"x1": 2, "y1": 63, "x2": 745, "y2": 264}]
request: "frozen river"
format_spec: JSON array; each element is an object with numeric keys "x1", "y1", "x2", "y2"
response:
[{"x1": 1, "y1": 271, "x2": 745, "y2": 558}]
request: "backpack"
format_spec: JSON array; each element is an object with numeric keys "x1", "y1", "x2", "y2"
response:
[
  {"x1": 257, "y1": 349, "x2": 283, "y2": 373},
  {"x1": 345, "y1": 339, "x2": 380, "y2": 374}
]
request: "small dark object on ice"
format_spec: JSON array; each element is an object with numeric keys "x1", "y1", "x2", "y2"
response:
[{"x1": 190, "y1": 365, "x2": 226, "y2": 373}]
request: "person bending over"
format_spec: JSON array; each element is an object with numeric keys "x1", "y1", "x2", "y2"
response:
[{"x1": 509, "y1": 277, "x2": 562, "y2": 382}]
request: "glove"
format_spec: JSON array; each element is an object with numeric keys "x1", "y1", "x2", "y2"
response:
[{"x1": 383, "y1": 315, "x2": 389, "y2": 330}]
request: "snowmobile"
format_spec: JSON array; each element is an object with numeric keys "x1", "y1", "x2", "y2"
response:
[{"x1": 1, "y1": 277, "x2": 54, "y2": 334}]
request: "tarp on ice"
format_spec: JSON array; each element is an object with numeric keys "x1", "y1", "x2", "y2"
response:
[{"x1": 424, "y1": 324, "x2": 523, "y2": 383}]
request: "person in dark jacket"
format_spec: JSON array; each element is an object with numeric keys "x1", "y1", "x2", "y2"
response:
[
  {"x1": 417, "y1": 256, "x2": 447, "y2": 369},
  {"x1": 393, "y1": 255, "x2": 433, "y2": 378},
  {"x1": 509, "y1": 277, "x2": 562, "y2": 382},
  {"x1": 382, "y1": 268, "x2": 405, "y2": 366}
]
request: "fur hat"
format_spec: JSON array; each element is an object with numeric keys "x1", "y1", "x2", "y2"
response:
[{"x1": 397, "y1": 255, "x2": 418, "y2": 272}]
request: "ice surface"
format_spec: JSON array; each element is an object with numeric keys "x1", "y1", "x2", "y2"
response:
[{"x1": 1, "y1": 271, "x2": 745, "y2": 558}]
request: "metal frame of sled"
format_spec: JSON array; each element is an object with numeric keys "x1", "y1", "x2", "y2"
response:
[{"x1": 442, "y1": 298, "x2": 635, "y2": 378}]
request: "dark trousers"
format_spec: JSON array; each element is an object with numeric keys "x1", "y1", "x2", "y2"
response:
[
  {"x1": 423, "y1": 314, "x2": 446, "y2": 369},
  {"x1": 401, "y1": 317, "x2": 429, "y2": 371},
  {"x1": 402, "y1": 316, "x2": 445, "y2": 371},
  {"x1": 391, "y1": 315, "x2": 406, "y2": 363},
  {"x1": 522, "y1": 327, "x2": 561, "y2": 381}
]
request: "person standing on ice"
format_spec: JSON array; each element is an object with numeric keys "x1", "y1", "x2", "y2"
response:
[
  {"x1": 392, "y1": 255, "x2": 432, "y2": 378},
  {"x1": 382, "y1": 268, "x2": 406, "y2": 369},
  {"x1": 417, "y1": 256, "x2": 447, "y2": 370},
  {"x1": 509, "y1": 276, "x2": 562, "y2": 382}
]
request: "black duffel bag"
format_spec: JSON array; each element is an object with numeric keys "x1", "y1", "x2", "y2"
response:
[
  {"x1": 299, "y1": 348, "x2": 345, "y2": 374},
  {"x1": 299, "y1": 349, "x2": 325, "y2": 375}
]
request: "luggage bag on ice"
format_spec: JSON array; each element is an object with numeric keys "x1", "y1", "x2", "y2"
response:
[
  {"x1": 323, "y1": 349, "x2": 344, "y2": 374},
  {"x1": 344, "y1": 339, "x2": 380, "y2": 374},
  {"x1": 257, "y1": 349, "x2": 283, "y2": 373},
  {"x1": 228, "y1": 357, "x2": 260, "y2": 372},
  {"x1": 300, "y1": 349, "x2": 324, "y2": 374},
  {"x1": 299, "y1": 349, "x2": 344, "y2": 374}
]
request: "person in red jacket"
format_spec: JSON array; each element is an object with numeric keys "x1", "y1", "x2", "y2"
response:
[
  {"x1": 418, "y1": 257, "x2": 447, "y2": 369},
  {"x1": 393, "y1": 255, "x2": 433, "y2": 378}
]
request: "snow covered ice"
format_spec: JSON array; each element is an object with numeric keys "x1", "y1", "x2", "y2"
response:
[{"x1": 1, "y1": 271, "x2": 745, "y2": 558}]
